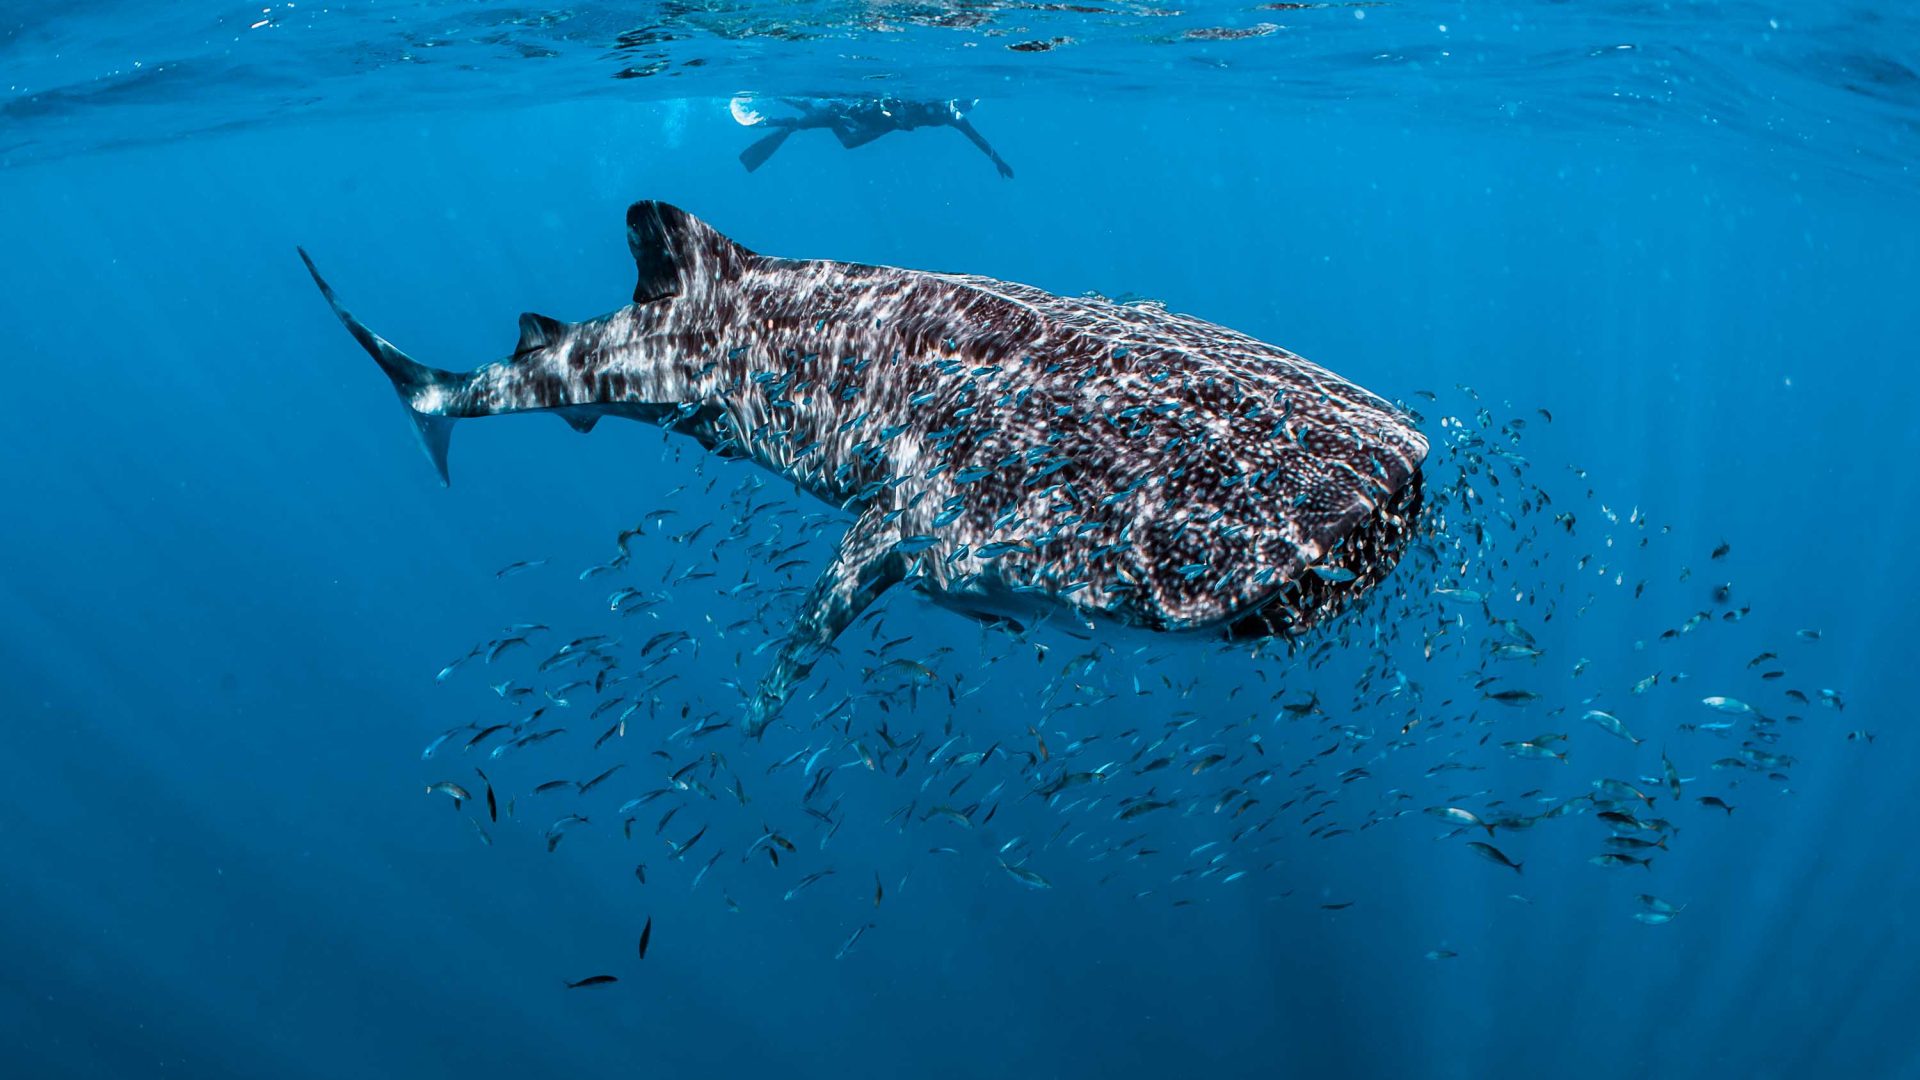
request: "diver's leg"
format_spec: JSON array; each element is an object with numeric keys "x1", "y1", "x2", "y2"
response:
[
  {"x1": 831, "y1": 116, "x2": 890, "y2": 149},
  {"x1": 745, "y1": 510, "x2": 905, "y2": 736}
]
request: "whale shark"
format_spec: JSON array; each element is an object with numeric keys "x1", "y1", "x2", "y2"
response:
[{"x1": 301, "y1": 201, "x2": 1429, "y2": 734}]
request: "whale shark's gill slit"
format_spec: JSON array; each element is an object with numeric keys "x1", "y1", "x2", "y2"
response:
[
  {"x1": 298, "y1": 247, "x2": 464, "y2": 486},
  {"x1": 1225, "y1": 473, "x2": 1427, "y2": 641}
]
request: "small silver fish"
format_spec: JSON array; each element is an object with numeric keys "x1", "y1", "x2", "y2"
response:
[
  {"x1": 835, "y1": 922, "x2": 876, "y2": 960},
  {"x1": 1589, "y1": 853, "x2": 1653, "y2": 870},
  {"x1": 1633, "y1": 894, "x2": 1683, "y2": 924},
  {"x1": 1466, "y1": 841, "x2": 1523, "y2": 874},
  {"x1": 1424, "y1": 806, "x2": 1496, "y2": 836},
  {"x1": 1502, "y1": 740, "x2": 1568, "y2": 763},
  {"x1": 999, "y1": 861, "x2": 1054, "y2": 889},
  {"x1": 1582, "y1": 709, "x2": 1642, "y2": 746},
  {"x1": 1661, "y1": 754, "x2": 1682, "y2": 800},
  {"x1": 1485, "y1": 689, "x2": 1542, "y2": 706},
  {"x1": 1592, "y1": 779, "x2": 1655, "y2": 807}
]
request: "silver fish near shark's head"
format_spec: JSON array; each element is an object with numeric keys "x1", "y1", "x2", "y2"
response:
[{"x1": 302, "y1": 200, "x2": 1429, "y2": 736}]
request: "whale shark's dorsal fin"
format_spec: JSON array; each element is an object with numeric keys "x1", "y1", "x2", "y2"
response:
[
  {"x1": 625, "y1": 200, "x2": 754, "y2": 305},
  {"x1": 515, "y1": 312, "x2": 565, "y2": 356}
]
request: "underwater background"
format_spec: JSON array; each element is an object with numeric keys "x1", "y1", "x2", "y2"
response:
[{"x1": 3, "y1": 3, "x2": 1918, "y2": 1078}]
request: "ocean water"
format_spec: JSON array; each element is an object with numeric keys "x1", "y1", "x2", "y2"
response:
[{"x1": 3, "y1": 4, "x2": 1918, "y2": 1078}]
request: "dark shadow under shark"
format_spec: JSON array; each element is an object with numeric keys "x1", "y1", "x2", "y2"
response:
[{"x1": 301, "y1": 201, "x2": 1429, "y2": 735}]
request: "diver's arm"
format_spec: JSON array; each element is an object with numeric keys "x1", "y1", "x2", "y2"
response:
[{"x1": 950, "y1": 117, "x2": 1014, "y2": 179}]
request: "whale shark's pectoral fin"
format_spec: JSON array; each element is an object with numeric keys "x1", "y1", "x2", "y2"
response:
[{"x1": 745, "y1": 510, "x2": 904, "y2": 738}]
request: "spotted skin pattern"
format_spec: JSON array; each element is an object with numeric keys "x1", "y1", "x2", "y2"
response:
[{"x1": 305, "y1": 201, "x2": 1429, "y2": 733}]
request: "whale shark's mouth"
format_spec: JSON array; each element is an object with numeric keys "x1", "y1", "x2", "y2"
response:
[{"x1": 1225, "y1": 471, "x2": 1427, "y2": 642}]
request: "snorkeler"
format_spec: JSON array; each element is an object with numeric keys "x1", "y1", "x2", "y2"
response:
[{"x1": 732, "y1": 96, "x2": 1015, "y2": 178}]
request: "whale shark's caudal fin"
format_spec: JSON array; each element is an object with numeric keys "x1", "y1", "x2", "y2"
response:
[{"x1": 298, "y1": 247, "x2": 465, "y2": 486}]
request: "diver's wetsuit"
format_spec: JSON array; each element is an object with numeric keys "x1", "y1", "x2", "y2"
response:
[{"x1": 739, "y1": 97, "x2": 1014, "y2": 178}]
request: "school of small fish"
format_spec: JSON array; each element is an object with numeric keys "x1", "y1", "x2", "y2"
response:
[{"x1": 415, "y1": 384, "x2": 1856, "y2": 983}]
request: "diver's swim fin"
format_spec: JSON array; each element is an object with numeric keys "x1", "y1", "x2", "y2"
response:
[{"x1": 739, "y1": 129, "x2": 795, "y2": 173}]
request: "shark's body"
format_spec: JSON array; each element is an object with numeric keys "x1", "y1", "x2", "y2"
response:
[{"x1": 303, "y1": 201, "x2": 1428, "y2": 734}]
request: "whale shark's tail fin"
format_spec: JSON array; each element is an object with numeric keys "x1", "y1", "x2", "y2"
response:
[{"x1": 298, "y1": 247, "x2": 464, "y2": 486}]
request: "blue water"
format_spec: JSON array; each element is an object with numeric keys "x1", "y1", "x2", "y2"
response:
[{"x1": 4, "y1": 4, "x2": 1919, "y2": 1078}]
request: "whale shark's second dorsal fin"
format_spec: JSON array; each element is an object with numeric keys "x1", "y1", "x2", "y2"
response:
[
  {"x1": 626, "y1": 200, "x2": 754, "y2": 305},
  {"x1": 516, "y1": 312, "x2": 565, "y2": 355}
]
